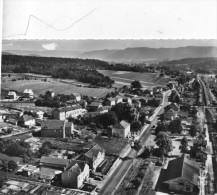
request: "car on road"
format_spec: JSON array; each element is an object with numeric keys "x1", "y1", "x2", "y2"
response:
[
  {"x1": 96, "y1": 188, "x2": 101, "y2": 192},
  {"x1": 94, "y1": 176, "x2": 103, "y2": 181}
]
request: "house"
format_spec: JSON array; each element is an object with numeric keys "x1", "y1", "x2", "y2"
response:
[
  {"x1": 122, "y1": 97, "x2": 132, "y2": 105},
  {"x1": 18, "y1": 115, "x2": 35, "y2": 126},
  {"x1": 18, "y1": 165, "x2": 39, "y2": 176},
  {"x1": 66, "y1": 99, "x2": 77, "y2": 106},
  {"x1": 46, "y1": 90, "x2": 55, "y2": 98},
  {"x1": 170, "y1": 102, "x2": 180, "y2": 112},
  {"x1": 72, "y1": 93, "x2": 81, "y2": 102},
  {"x1": 88, "y1": 102, "x2": 102, "y2": 112},
  {"x1": 164, "y1": 108, "x2": 178, "y2": 120},
  {"x1": 23, "y1": 89, "x2": 34, "y2": 98},
  {"x1": 162, "y1": 154, "x2": 200, "y2": 194},
  {"x1": 39, "y1": 156, "x2": 69, "y2": 170},
  {"x1": 97, "y1": 106, "x2": 111, "y2": 114},
  {"x1": 42, "y1": 190, "x2": 61, "y2": 195},
  {"x1": 77, "y1": 144, "x2": 105, "y2": 171},
  {"x1": 41, "y1": 120, "x2": 77, "y2": 138},
  {"x1": 115, "y1": 95, "x2": 123, "y2": 103},
  {"x1": 168, "y1": 80, "x2": 178, "y2": 88},
  {"x1": 52, "y1": 105, "x2": 83, "y2": 120},
  {"x1": 111, "y1": 120, "x2": 131, "y2": 138},
  {"x1": 105, "y1": 97, "x2": 116, "y2": 106},
  {"x1": 61, "y1": 160, "x2": 89, "y2": 189},
  {"x1": 36, "y1": 111, "x2": 44, "y2": 119},
  {"x1": 0, "y1": 114, "x2": 3, "y2": 122},
  {"x1": 8, "y1": 115, "x2": 19, "y2": 125},
  {"x1": 132, "y1": 99, "x2": 141, "y2": 108},
  {"x1": 8, "y1": 90, "x2": 17, "y2": 100}
]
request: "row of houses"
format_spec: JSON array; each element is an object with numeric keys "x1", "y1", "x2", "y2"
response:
[
  {"x1": 40, "y1": 119, "x2": 131, "y2": 139},
  {"x1": 37, "y1": 144, "x2": 105, "y2": 189}
]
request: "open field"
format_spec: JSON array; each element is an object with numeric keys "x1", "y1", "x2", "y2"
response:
[
  {"x1": 1, "y1": 79, "x2": 114, "y2": 98},
  {"x1": 98, "y1": 70, "x2": 169, "y2": 86}
]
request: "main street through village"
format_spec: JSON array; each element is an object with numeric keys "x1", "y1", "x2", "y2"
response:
[{"x1": 99, "y1": 90, "x2": 171, "y2": 195}]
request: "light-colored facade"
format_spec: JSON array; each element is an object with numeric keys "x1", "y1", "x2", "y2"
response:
[
  {"x1": 72, "y1": 93, "x2": 81, "y2": 102},
  {"x1": 52, "y1": 105, "x2": 83, "y2": 120},
  {"x1": 112, "y1": 120, "x2": 130, "y2": 138},
  {"x1": 23, "y1": 89, "x2": 34, "y2": 98},
  {"x1": 61, "y1": 160, "x2": 89, "y2": 189},
  {"x1": 8, "y1": 91, "x2": 17, "y2": 100},
  {"x1": 41, "y1": 120, "x2": 75, "y2": 138},
  {"x1": 78, "y1": 144, "x2": 105, "y2": 171}
]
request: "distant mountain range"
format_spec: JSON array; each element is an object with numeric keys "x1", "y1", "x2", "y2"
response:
[{"x1": 3, "y1": 46, "x2": 217, "y2": 63}]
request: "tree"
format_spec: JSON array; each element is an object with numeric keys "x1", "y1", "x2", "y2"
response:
[
  {"x1": 0, "y1": 141, "x2": 5, "y2": 152},
  {"x1": 38, "y1": 141, "x2": 52, "y2": 156},
  {"x1": 189, "y1": 125, "x2": 197, "y2": 137},
  {"x1": 132, "y1": 140, "x2": 142, "y2": 152},
  {"x1": 131, "y1": 80, "x2": 142, "y2": 89},
  {"x1": 97, "y1": 111, "x2": 118, "y2": 128},
  {"x1": 111, "y1": 103, "x2": 136, "y2": 123},
  {"x1": 132, "y1": 177, "x2": 142, "y2": 188},
  {"x1": 168, "y1": 118, "x2": 183, "y2": 134},
  {"x1": 139, "y1": 113, "x2": 146, "y2": 125},
  {"x1": 179, "y1": 136, "x2": 188, "y2": 153},
  {"x1": 155, "y1": 121, "x2": 169, "y2": 135},
  {"x1": 38, "y1": 145, "x2": 52, "y2": 156},
  {"x1": 8, "y1": 160, "x2": 17, "y2": 170},
  {"x1": 154, "y1": 131, "x2": 173, "y2": 156},
  {"x1": 131, "y1": 121, "x2": 142, "y2": 133}
]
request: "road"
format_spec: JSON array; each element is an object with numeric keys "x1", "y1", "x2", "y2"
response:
[
  {"x1": 99, "y1": 90, "x2": 170, "y2": 195},
  {"x1": 198, "y1": 76, "x2": 215, "y2": 195}
]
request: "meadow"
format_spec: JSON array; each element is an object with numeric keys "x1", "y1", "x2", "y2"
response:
[
  {"x1": 1, "y1": 79, "x2": 114, "y2": 98},
  {"x1": 98, "y1": 70, "x2": 169, "y2": 87}
]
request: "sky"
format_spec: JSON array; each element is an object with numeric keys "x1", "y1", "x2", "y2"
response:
[{"x1": 2, "y1": 0, "x2": 217, "y2": 40}]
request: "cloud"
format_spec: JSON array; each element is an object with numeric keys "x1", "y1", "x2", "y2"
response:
[{"x1": 42, "y1": 43, "x2": 57, "y2": 50}]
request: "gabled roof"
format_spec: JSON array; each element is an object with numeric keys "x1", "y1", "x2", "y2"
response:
[
  {"x1": 107, "y1": 97, "x2": 116, "y2": 102},
  {"x1": 89, "y1": 102, "x2": 102, "y2": 107},
  {"x1": 40, "y1": 156, "x2": 69, "y2": 167},
  {"x1": 42, "y1": 120, "x2": 65, "y2": 129},
  {"x1": 115, "y1": 95, "x2": 123, "y2": 99},
  {"x1": 164, "y1": 155, "x2": 200, "y2": 186},
  {"x1": 65, "y1": 160, "x2": 86, "y2": 173},
  {"x1": 55, "y1": 105, "x2": 82, "y2": 113},
  {"x1": 170, "y1": 102, "x2": 179, "y2": 111},
  {"x1": 19, "y1": 115, "x2": 34, "y2": 122},
  {"x1": 84, "y1": 144, "x2": 105, "y2": 161},
  {"x1": 72, "y1": 93, "x2": 81, "y2": 97},
  {"x1": 113, "y1": 120, "x2": 130, "y2": 129}
]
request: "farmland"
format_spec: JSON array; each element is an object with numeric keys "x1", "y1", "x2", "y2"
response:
[
  {"x1": 98, "y1": 70, "x2": 169, "y2": 87},
  {"x1": 1, "y1": 78, "x2": 114, "y2": 98}
]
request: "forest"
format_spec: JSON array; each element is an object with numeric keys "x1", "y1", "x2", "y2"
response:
[{"x1": 1, "y1": 54, "x2": 115, "y2": 87}]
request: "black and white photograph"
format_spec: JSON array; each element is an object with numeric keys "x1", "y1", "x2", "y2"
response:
[{"x1": 0, "y1": 0, "x2": 217, "y2": 194}]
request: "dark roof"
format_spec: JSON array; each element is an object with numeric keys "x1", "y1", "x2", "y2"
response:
[
  {"x1": 65, "y1": 160, "x2": 86, "y2": 175},
  {"x1": 84, "y1": 144, "x2": 105, "y2": 160},
  {"x1": 55, "y1": 105, "x2": 82, "y2": 113},
  {"x1": 40, "y1": 156, "x2": 69, "y2": 167},
  {"x1": 42, "y1": 120, "x2": 64, "y2": 129},
  {"x1": 113, "y1": 120, "x2": 130, "y2": 129},
  {"x1": 19, "y1": 115, "x2": 34, "y2": 122},
  {"x1": 89, "y1": 102, "x2": 102, "y2": 107},
  {"x1": 107, "y1": 97, "x2": 116, "y2": 102},
  {"x1": 164, "y1": 155, "x2": 200, "y2": 186},
  {"x1": 65, "y1": 122, "x2": 73, "y2": 128}
]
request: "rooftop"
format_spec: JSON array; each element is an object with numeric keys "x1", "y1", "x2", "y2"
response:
[
  {"x1": 40, "y1": 156, "x2": 69, "y2": 167},
  {"x1": 42, "y1": 120, "x2": 65, "y2": 130},
  {"x1": 164, "y1": 154, "x2": 200, "y2": 186}
]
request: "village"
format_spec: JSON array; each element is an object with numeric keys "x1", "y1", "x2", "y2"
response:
[{"x1": 0, "y1": 71, "x2": 215, "y2": 195}]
